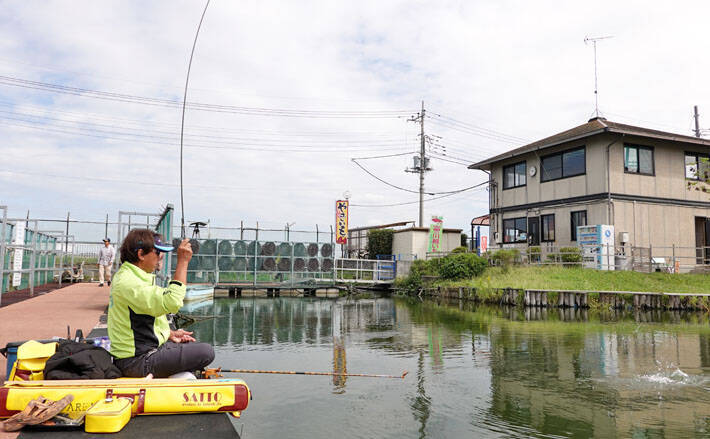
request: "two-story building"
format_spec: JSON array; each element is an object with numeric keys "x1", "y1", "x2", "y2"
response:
[{"x1": 469, "y1": 117, "x2": 710, "y2": 266}]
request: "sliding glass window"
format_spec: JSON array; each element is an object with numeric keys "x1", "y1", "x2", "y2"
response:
[
  {"x1": 541, "y1": 214, "x2": 555, "y2": 242},
  {"x1": 624, "y1": 144, "x2": 654, "y2": 175},
  {"x1": 503, "y1": 161, "x2": 526, "y2": 189},
  {"x1": 541, "y1": 147, "x2": 585, "y2": 182}
]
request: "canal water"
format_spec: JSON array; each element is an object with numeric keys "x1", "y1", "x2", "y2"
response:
[{"x1": 181, "y1": 297, "x2": 710, "y2": 438}]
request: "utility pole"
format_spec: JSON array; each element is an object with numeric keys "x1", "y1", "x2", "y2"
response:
[
  {"x1": 406, "y1": 101, "x2": 430, "y2": 227},
  {"x1": 694, "y1": 105, "x2": 701, "y2": 138}
]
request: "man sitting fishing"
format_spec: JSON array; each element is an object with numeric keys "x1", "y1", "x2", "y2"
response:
[{"x1": 108, "y1": 228, "x2": 214, "y2": 378}]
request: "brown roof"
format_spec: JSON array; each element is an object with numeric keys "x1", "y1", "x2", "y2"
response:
[
  {"x1": 470, "y1": 214, "x2": 489, "y2": 226},
  {"x1": 348, "y1": 221, "x2": 415, "y2": 232},
  {"x1": 469, "y1": 117, "x2": 710, "y2": 170}
]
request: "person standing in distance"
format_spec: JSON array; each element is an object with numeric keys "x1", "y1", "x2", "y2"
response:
[{"x1": 98, "y1": 238, "x2": 115, "y2": 287}]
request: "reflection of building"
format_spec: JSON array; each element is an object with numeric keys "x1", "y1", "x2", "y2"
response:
[{"x1": 488, "y1": 327, "x2": 710, "y2": 437}]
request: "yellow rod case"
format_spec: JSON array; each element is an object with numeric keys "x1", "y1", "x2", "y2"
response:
[
  {"x1": 0, "y1": 378, "x2": 250, "y2": 420},
  {"x1": 84, "y1": 397, "x2": 132, "y2": 433}
]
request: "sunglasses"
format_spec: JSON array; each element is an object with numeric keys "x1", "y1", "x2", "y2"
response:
[{"x1": 134, "y1": 237, "x2": 164, "y2": 256}]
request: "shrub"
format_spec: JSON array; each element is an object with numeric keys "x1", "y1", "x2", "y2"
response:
[
  {"x1": 451, "y1": 246, "x2": 468, "y2": 254},
  {"x1": 439, "y1": 253, "x2": 488, "y2": 280},
  {"x1": 546, "y1": 247, "x2": 582, "y2": 265},
  {"x1": 490, "y1": 249, "x2": 520, "y2": 272},
  {"x1": 395, "y1": 258, "x2": 439, "y2": 293},
  {"x1": 366, "y1": 229, "x2": 394, "y2": 258},
  {"x1": 560, "y1": 247, "x2": 582, "y2": 265},
  {"x1": 528, "y1": 246, "x2": 541, "y2": 263}
]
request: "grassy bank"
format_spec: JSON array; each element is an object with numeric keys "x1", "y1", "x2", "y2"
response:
[{"x1": 437, "y1": 266, "x2": 710, "y2": 295}]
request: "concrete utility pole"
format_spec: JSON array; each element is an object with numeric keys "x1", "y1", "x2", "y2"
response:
[
  {"x1": 407, "y1": 101, "x2": 430, "y2": 227},
  {"x1": 694, "y1": 105, "x2": 701, "y2": 138},
  {"x1": 418, "y1": 101, "x2": 425, "y2": 227}
]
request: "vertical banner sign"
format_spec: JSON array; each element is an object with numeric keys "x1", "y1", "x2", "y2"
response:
[
  {"x1": 12, "y1": 221, "x2": 26, "y2": 287},
  {"x1": 427, "y1": 216, "x2": 444, "y2": 252},
  {"x1": 481, "y1": 236, "x2": 488, "y2": 253},
  {"x1": 335, "y1": 200, "x2": 349, "y2": 244}
]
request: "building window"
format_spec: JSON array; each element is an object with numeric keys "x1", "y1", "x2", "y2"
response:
[
  {"x1": 540, "y1": 147, "x2": 586, "y2": 182},
  {"x1": 502, "y1": 217, "x2": 527, "y2": 243},
  {"x1": 503, "y1": 161, "x2": 526, "y2": 189},
  {"x1": 570, "y1": 210, "x2": 587, "y2": 241},
  {"x1": 541, "y1": 214, "x2": 555, "y2": 242},
  {"x1": 685, "y1": 152, "x2": 710, "y2": 181},
  {"x1": 624, "y1": 144, "x2": 654, "y2": 175}
]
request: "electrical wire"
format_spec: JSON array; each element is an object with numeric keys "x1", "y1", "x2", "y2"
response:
[
  {"x1": 350, "y1": 159, "x2": 426, "y2": 194},
  {"x1": 0, "y1": 119, "x2": 412, "y2": 153},
  {"x1": 0, "y1": 75, "x2": 412, "y2": 119},
  {"x1": 427, "y1": 112, "x2": 529, "y2": 143},
  {"x1": 350, "y1": 183, "x2": 488, "y2": 207}
]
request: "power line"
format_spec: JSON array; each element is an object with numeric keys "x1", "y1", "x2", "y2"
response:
[
  {"x1": 350, "y1": 151, "x2": 414, "y2": 160},
  {"x1": 350, "y1": 183, "x2": 488, "y2": 207},
  {"x1": 351, "y1": 159, "x2": 426, "y2": 194},
  {"x1": 0, "y1": 116, "x2": 406, "y2": 153},
  {"x1": 0, "y1": 109, "x2": 410, "y2": 146},
  {"x1": 0, "y1": 75, "x2": 412, "y2": 119},
  {"x1": 427, "y1": 112, "x2": 529, "y2": 143}
]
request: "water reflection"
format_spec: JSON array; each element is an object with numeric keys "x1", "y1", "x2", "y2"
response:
[{"x1": 181, "y1": 297, "x2": 710, "y2": 438}]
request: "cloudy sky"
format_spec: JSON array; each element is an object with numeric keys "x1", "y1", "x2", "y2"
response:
[{"x1": 1, "y1": 0, "x2": 709, "y2": 240}]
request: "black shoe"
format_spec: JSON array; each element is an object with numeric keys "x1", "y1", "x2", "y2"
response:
[
  {"x1": 99, "y1": 283, "x2": 104, "y2": 287},
  {"x1": 107, "y1": 281, "x2": 111, "y2": 286}
]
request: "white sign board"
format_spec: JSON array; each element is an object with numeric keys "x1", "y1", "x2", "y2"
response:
[{"x1": 12, "y1": 221, "x2": 25, "y2": 287}]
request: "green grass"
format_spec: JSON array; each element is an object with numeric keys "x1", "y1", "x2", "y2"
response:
[{"x1": 441, "y1": 266, "x2": 710, "y2": 294}]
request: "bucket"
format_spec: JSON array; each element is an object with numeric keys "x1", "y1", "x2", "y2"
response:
[
  {"x1": 2, "y1": 338, "x2": 84, "y2": 380},
  {"x1": 2, "y1": 342, "x2": 20, "y2": 380}
]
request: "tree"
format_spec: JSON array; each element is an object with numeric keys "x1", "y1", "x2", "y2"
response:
[
  {"x1": 460, "y1": 233, "x2": 468, "y2": 248},
  {"x1": 366, "y1": 229, "x2": 394, "y2": 258}
]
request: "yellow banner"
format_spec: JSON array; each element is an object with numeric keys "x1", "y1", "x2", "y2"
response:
[{"x1": 335, "y1": 200, "x2": 349, "y2": 244}]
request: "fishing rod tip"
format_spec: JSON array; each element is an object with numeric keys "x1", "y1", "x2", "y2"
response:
[{"x1": 401, "y1": 371, "x2": 409, "y2": 378}]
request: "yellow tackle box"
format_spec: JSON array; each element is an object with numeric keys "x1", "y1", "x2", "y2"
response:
[{"x1": 84, "y1": 397, "x2": 132, "y2": 433}]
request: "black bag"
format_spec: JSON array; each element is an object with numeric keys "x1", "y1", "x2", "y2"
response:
[{"x1": 44, "y1": 339, "x2": 122, "y2": 380}]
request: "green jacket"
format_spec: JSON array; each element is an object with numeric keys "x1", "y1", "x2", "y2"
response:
[{"x1": 108, "y1": 262, "x2": 186, "y2": 359}]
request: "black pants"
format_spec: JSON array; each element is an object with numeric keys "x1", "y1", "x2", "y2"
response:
[{"x1": 115, "y1": 342, "x2": 215, "y2": 378}]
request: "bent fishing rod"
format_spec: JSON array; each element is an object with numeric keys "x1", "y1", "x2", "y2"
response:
[
  {"x1": 179, "y1": 0, "x2": 210, "y2": 239},
  {"x1": 202, "y1": 367, "x2": 408, "y2": 379}
]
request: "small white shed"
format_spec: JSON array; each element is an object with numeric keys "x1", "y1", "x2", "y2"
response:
[{"x1": 391, "y1": 227, "x2": 462, "y2": 260}]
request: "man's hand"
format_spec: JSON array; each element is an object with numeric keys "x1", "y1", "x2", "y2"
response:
[
  {"x1": 169, "y1": 329, "x2": 196, "y2": 343},
  {"x1": 177, "y1": 239, "x2": 193, "y2": 263}
]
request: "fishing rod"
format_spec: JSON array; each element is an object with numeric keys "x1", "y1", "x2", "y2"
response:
[
  {"x1": 202, "y1": 367, "x2": 408, "y2": 379},
  {"x1": 179, "y1": 0, "x2": 211, "y2": 239}
]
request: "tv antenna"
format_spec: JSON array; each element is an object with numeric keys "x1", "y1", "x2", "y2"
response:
[{"x1": 584, "y1": 35, "x2": 613, "y2": 118}]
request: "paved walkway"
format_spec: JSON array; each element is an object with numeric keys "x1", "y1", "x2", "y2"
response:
[
  {"x1": 0, "y1": 283, "x2": 109, "y2": 438},
  {"x1": 0, "y1": 283, "x2": 109, "y2": 380}
]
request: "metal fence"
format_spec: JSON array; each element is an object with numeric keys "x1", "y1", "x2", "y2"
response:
[
  {"x1": 483, "y1": 244, "x2": 710, "y2": 273},
  {"x1": 0, "y1": 203, "x2": 398, "y2": 301}
]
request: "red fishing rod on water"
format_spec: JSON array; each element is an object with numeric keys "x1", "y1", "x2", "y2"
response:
[{"x1": 203, "y1": 368, "x2": 408, "y2": 379}]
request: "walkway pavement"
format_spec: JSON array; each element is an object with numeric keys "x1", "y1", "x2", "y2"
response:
[
  {"x1": 0, "y1": 283, "x2": 109, "y2": 381},
  {"x1": 0, "y1": 283, "x2": 109, "y2": 438}
]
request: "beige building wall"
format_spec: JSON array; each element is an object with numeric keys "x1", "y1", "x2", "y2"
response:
[
  {"x1": 608, "y1": 135, "x2": 710, "y2": 202},
  {"x1": 493, "y1": 137, "x2": 608, "y2": 209},
  {"x1": 489, "y1": 132, "x2": 710, "y2": 251},
  {"x1": 392, "y1": 228, "x2": 462, "y2": 259},
  {"x1": 498, "y1": 202, "x2": 608, "y2": 249}
]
